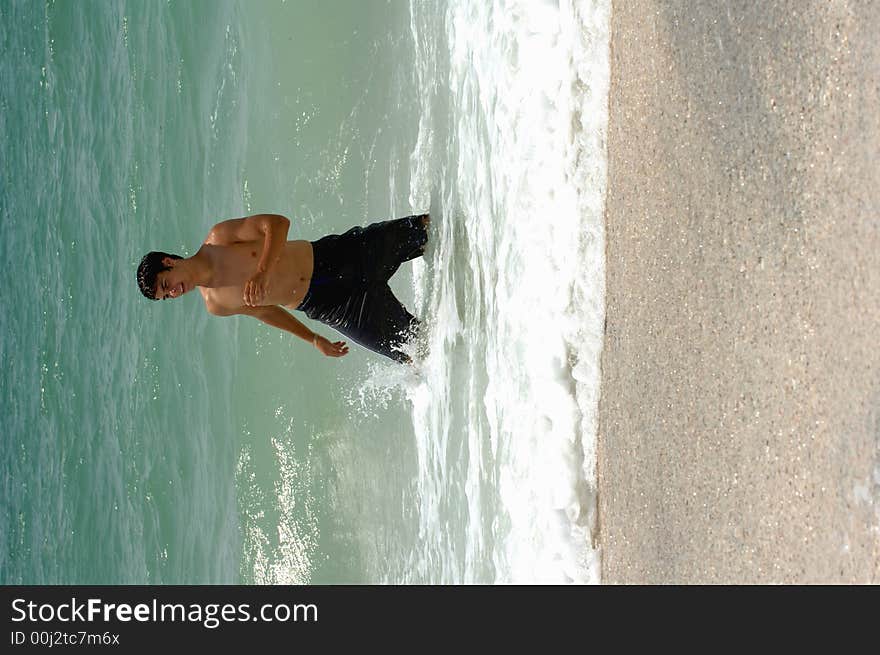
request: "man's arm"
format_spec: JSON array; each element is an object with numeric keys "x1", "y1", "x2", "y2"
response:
[
  {"x1": 205, "y1": 213, "x2": 290, "y2": 250},
  {"x1": 205, "y1": 214, "x2": 291, "y2": 306},
  {"x1": 235, "y1": 305, "x2": 349, "y2": 358}
]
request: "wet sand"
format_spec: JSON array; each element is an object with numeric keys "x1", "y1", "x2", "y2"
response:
[{"x1": 597, "y1": 0, "x2": 880, "y2": 583}]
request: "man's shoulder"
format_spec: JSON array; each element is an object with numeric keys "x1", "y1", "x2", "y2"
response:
[
  {"x1": 202, "y1": 222, "x2": 228, "y2": 246},
  {"x1": 202, "y1": 217, "x2": 240, "y2": 245},
  {"x1": 203, "y1": 215, "x2": 266, "y2": 246},
  {"x1": 199, "y1": 288, "x2": 235, "y2": 316}
]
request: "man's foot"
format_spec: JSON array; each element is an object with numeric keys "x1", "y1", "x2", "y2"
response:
[{"x1": 413, "y1": 214, "x2": 430, "y2": 257}]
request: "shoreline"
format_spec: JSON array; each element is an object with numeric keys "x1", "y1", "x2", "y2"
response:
[{"x1": 597, "y1": 0, "x2": 880, "y2": 583}]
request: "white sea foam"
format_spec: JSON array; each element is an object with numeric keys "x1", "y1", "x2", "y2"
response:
[{"x1": 402, "y1": 0, "x2": 610, "y2": 583}]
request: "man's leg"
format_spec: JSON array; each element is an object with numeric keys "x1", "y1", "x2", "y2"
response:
[
  {"x1": 329, "y1": 283, "x2": 420, "y2": 364},
  {"x1": 359, "y1": 214, "x2": 430, "y2": 283},
  {"x1": 300, "y1": 215, "x2": 429, "y2": 362}
]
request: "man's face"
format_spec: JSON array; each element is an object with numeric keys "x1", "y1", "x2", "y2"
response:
[{"x1": 154, "y1": 258, "x2": 191, "y2": 301}]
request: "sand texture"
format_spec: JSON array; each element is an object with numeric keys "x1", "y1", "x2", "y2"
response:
[{"x1": 598, "y1": 0, "x2": 880, "y2": 583}]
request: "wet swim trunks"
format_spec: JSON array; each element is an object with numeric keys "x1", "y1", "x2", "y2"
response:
[{"x1": 296, "y1": 215, "x2": 429, "y2": 363}]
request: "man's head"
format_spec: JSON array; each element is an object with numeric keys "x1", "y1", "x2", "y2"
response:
[{"x1": 137, "y1": 251, "x2": 185, "y2": 300}]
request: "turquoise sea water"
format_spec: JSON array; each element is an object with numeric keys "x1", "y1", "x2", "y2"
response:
[{"x1": 1, "y1": 0, "x2": 609, "y2": 584}]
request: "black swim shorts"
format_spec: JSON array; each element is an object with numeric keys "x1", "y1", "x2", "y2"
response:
[{"x1": 296, "y1": 215, "x2": 429, "y2": 363}]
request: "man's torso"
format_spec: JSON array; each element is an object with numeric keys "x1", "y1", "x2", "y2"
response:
[{"x1": 199, "y1": 240, "x2": 314, "y2": 312}]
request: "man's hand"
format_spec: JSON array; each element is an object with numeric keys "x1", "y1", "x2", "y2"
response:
[
  {"x1": 243, "y1": 270, "x2": 270, "y2": 306},
  {"x1": 238, "y1": 306, "x2": 347, "y2": 357},
  {"x1": 313, "y1": 334, "x2": 349, "y2": 357}
]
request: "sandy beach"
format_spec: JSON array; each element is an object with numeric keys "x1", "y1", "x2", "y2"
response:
[{"x1": 598, "y1": 0, "x2": 880, "y2": 583}]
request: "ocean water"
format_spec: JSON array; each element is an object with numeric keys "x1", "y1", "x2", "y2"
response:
[{"x1": 0, "y1": 0, "x2": 609, "y2": 584}]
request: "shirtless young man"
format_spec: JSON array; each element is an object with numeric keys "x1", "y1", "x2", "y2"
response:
[{"x1": 136, "y1": 213, "x2": 430, "y2": 363}]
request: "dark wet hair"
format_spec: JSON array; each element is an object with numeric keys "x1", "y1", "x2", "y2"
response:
[{"x1": 136, "y1": 251, "x2": 182, "y2": 300}]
